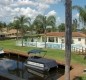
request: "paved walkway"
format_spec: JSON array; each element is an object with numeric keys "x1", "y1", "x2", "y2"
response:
[{"x1": 59, "y1": 62, "x2": 86, "y2": 80}]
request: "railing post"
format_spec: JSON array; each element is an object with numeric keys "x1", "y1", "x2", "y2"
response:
[
  {"x1": 74, "y1": 47, "x2": 75, "y2": 52},
  {"x1": 82, "y1": 47, "x2": 83, "y2": 54},
  {"x1": 76, "y1": 48, "x2": 77, "y2": 53},
  {"x1": 85, "y1": 48, "x2": 86, "y2": 54},
  {"x1": 79, "y1": 49, "x2": 80, "y2": 54}
]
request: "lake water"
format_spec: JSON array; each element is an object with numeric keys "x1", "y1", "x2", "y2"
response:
[{"x1": 0, "y1": 54, "x2": 64, "y2": 80}]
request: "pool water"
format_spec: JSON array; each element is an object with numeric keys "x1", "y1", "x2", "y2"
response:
[{"x1": 0, "y1": 54, "x2": 64, "y2": 80}]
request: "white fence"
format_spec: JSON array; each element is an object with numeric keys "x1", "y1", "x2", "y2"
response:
[
  {"x1": 16, "y1": 41, "x2": 86, "y2": 50},
  {"x1": 16, "y1": 41, "x2": 65, "y2": 49}
]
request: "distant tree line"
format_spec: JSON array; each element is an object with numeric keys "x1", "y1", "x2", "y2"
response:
[{"x1": 0, "y1": 5, "x2": 86, "y2": 34}]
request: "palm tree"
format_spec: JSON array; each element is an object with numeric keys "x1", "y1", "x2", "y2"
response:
[
  {"x1": 47, "y1": 15, "x2": 56, "y2": 31},
  {"x1": 0, "y1": 22, "x2": 4, "y2": 32},
  {"x1": 15, "y1": 15, "x2": 31, "y2": 46},
  {"x1": 65, "y1": 0, "x2": 72, "y2": 80},
  {"x1": 73, "y1": 5, "x2": 86, "y2": 26},
  {"x1": 11, "y1": 19, "x2": 20, "y2": 40},
  {"x1": 33, "y1": 14, "x2": 56, "y2": 48},
  {"x1": 33, "y1": 14, "x2": 56, "y2": 34},
  {"x1": 33, "y1": 15, "x2": 45, "y2": 34},
  {"x1": 58, "y1": 23, "x2": 65, "y2": 32},
  {"x1": 7, "y1": 22, "x2": 13, "y2": 31},
  {"x1": 72, "y1": 19, "x2": 78, "y2": 31}
]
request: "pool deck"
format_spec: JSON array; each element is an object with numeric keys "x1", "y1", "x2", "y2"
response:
[{"x1": 4, "y1": 49, "x2": 86, "y2": 80}]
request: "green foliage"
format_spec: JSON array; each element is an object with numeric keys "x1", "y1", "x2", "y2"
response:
[
  {"x1": 58, "y1": 23, "x2": 65, "y2": 32},
  {"x1": 14, "y1": 15, "x2": 31, "y2": 46},
  {"x1": 73, "y1": 5, "x2": 86, "y2": 26},
  {"x1": 81, "y1": 27, "x2": 86, "y2": 34},
  {"x1": 58, "y1": 21, "x2": 78, "y2": 32},
  {"x1": 15, "y1": 15, "x2": 31, "y2": 34},
  {"x1": 0, "y1": 22, "x2": 6, "y2": 32},
  {"x1": 33, "y1": 14, "x2": 56, "y2": 34},
  {"x1": 81, "y1": 75, "x2": 86, "y2": 80},
  {"x1": 71, "y1": 52, "x2": 86, "y2": 65},
  {"x1": 72, "y1": 19, "x2": 78, "y2": 31}
]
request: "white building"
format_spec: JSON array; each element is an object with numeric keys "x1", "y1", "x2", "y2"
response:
[
  {"x1": 36, "y1": 32, "x2": 86, "y2": 45},
  {"x1": 17, "y1": 32, "x2": 86, "y2": 49}
]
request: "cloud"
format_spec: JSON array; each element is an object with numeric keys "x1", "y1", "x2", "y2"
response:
[
  {"x1": 46, "y1": 10, "x2": 63, "y2": 26},
  {"x1": 9, "y1": 7, "x2": 41, "y2": 22},
  {"x1": 47, "y1": 10, "x2": 56, "y2": 16},
  {"x1": 16, "y1": 0, "x2": 38, "y2": 6},
  {"x1": 0, "y1": 0, "x2": 60, "y2": 23},
  {"x1": 37, "y1": 0, "x2": 61, "y2": 4},
  {"x1": 0, "y1": 6, "x2": 12, "y2": 17},
  {"x1": 17, "y1": 7, "x2": 39, "y2": 18},
  {"x1": 37, "y1": 3, "x2": 50, "y2": 13},
  {"x1": 76, "y1": 13, "x2": 79, "y2": 18},
  {"x1": 73, "y1": 13, "x2": 79, "y2": 19},
  {"x1": 0, "y1": 0, "x2": 13, "y2": 6}
]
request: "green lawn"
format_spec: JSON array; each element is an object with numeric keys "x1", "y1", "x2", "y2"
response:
[
  {"x1": 81, "y1": 75, "x2": 86, "y2": 80},
  {"x1": 0, "y1": 39, "x2": 65, "y2": 60},
  {"x1": 0, "y1": 39, "x2": 86, "y2": 65},
  {"x1": 0, "y1": 39, "x2": 86, "y2": 79}
]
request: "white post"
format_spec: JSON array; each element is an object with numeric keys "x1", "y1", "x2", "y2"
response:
[
  {"x1": 47, "y1": 37, "x2": 48, "y2": 42},
  {"x1": 54, "y1": 37, "x2": 56, "y2": 43}
]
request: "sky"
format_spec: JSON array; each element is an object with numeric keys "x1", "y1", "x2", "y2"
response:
[{"x1": 0, "y1": 0, "x2": 86, "y2": 26}]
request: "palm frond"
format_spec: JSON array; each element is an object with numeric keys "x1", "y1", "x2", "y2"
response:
[{"x1": 73, "y1": 5, "x2": 86, "y2": 25}]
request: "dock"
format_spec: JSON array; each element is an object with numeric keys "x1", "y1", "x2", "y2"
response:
[{"x1": 4, "y1": 49, "x2": 28, "y2": 58}]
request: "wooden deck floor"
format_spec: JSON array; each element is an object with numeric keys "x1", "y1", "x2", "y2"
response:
[{"x1": 4, "y1": 49, "x2": 28, "y2": 57}]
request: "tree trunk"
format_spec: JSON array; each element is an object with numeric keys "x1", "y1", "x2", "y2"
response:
[
  {"x1": 44, "y1": 29, "x2": 47, "y2": 48},
  {"x1": 65, "y1": 0, "x2": 72, "y2": 80},
  {"x1": 21, "y1": 32, "x2": 24, "y2": 47},
  {"x1": 21, "y1": 36, "x2": 23, "y2": 47},
  {"x1": 44, "y1": 16, "x2": 47, "y2": 48},
  {"x1": 16, "y1": 29, "x2": 19, "y2": 40}
]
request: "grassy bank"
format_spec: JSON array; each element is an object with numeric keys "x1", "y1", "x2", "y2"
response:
[
  {"x1": 0, "y1": 39, "x2": 86, "y2": 79},
  {"x1": 0, "y1": 39, "x2": 86, "y2": 65}
]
